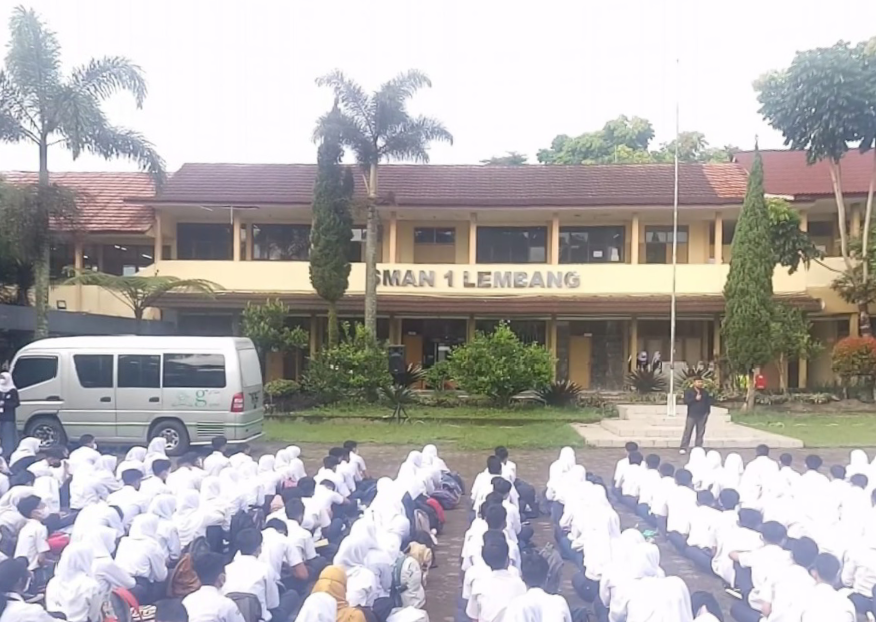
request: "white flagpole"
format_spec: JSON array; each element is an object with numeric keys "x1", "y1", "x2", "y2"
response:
[{"x1": 668, "y1": 58, "x2": 680, "y2": 418}]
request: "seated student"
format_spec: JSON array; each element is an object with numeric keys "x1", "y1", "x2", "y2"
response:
[
  {"x1": 68, "y1": 434, "x2": 100, "y2": 472},
  {"x1": 149, "y1": 494, "x2": 182, "y2": 562},
  {"x1": 462, "y1": 530, "x2": 518, "y2": 617},
  {"x1": 268, "y1": 499, "x2": 324, "y2": 581},
  {"x1": 610, "y1": 574, "x2": 692, "y2": 622},
  {"x1": 203, "y1": 436, "x2": 231, "y2": 476},
  {"x1": 545, "y1": 447, "x2": 576, "y2": 508},
  {"x1": 793, "y1": 455, "x2": 829, "y2": 503},
  {"x1": 712, "y1": 509, "x2": 763, "y2": 588},
  {"x1": 315, "y1": 456, "x2": 351, "y2": 500},
  {"x1": 711, "y1": 489, "x2": 741, "y2": 554},
  {"x1": 27, "y1": 446, "x2": 69, "y2": 485},
  {"x1": 183, "y1": 552, "x2": 246, "y2": 622},
  {"x1": 635, "y1": 454, "x2": 662, "y2": 522},
  {"x1": 344, "y1": 440, "x2": 368, "y2": 482},
  {"x1": 497, "y1": 446, "x2": 537, "y2": 519},
  {"x1": 107, "y1": 468, "x2": 148, "y2": 529},
  {"x1": 329, "y1": 447, "x2": 357, "y2": 497},
  {"x1": 260, "y1": 519, "x2": 309, "y2": 594},
  {"x1": 12, "y1": 495, "x2": 49, "y2": 576},
  {"x1": 224, "y1": 528, "x2": 299, "y2": 622},
  {"x1": 686, "y1": 490, "x2": 721, "y2": 572},
  {"x1": 740, "y1": 445, "x2": 778, "y2": 508},
  {"x1": 466, "y1": 535, "x2": 527, "y2": 622},
  {"x1": 666, "y1": 469, "x2": 696, "y2": 552},
  {"x1": 167, "y1": 452, "x2": 205, "y2": 495},
  {"x1": 691, "y1": 591, "x2": 724, "y2": 622},
  {"x1": 613, "y1": 442, "x2": 639, "y2": 498},
  {"x1": 156, "y1": 599, "x2": 190, "y2": 622},
  {"x1": 650, "y1": 463, "x2": 676, "y2": 534},
  {"x1": 141, "y1": 458, "x2": 173, "y2": 504},
  {"x1": 0, "y1": 557, "x2": 58, "y2": 621},
  {"x1": 799, "y1": 553, "x2": 856, "y2": 622},
  {"x1": 741, "y1": 537, "x2": 817, "y2": 622},
  {"x1": 471, "y1": 456, "x2": 506, "y2": 519},
  {"x1": 617, "y1": 451, "x2": 644, "y2": 509},
  {"x1": 463, "y1": 502, "x2": 520, "y2": 572},
  {"x1": 116, "y1": 514, "x2": 169, "y2": 605},
  {"x1": 45, "y1": 543, "x2": 103, "y2": 622},
  {"x1": 493, "y1": 478, "x2": 532, "y2": 547},
  {"x1": 840, "y1": 474, "x2": 870, "y2": 539},
  {"x1": 841, "y1": 526, "x2": 876, "y2": 615},
  {"x1": 730, "y1": 521, "x2": 792, "y2": 610},
  {"x1": 504, "y1": 550, "x2": 572, "y2": 622}
]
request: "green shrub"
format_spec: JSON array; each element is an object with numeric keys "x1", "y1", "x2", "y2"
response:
[
  {"x1": 304, "y1": 324, "x2": 391, "y2": 403},
  {"x1": 448, "y1": 322, "x2": 553, "y2": 407},
  {"x1": 832, "y1": 337, "x2": 876, "y2": 385},
  {"x1": 393, "y1": 364, "x2": 425, "y2": 388},
  {"x1": 536, "y1": 380, "x2": 583, "y2": 408},
  {"x1": 264, "y1": 379, "x2": 300, "y2": 398},
  {"x1": 424, "y1": 359, "x2": 454, "y2": 390},
  {"x1": 626, "y1": 368, "x2": 667, "y2": 394}
]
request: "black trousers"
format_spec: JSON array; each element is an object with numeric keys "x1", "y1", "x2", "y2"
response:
[
  {"x1": 572, "y1": 572, "x2": 599, "y2": 603},
  {"x1": 849, "y1": 592, "x2": 875, "y2": 615},
  {"x1": 515, "y1": 479, "x2": 538, "y2": 517},
  {"x1": 734, "y1": 561, "x2": 753, "y2": 597},
  {"x1": 681, "y1": 414, "x2": 709, "y2": 448},
  {"x1": 730, "y1": 601, "x2": 761, "y2": 622},
  {"x1": 667, "y1": 531, "x2": 688, "y2": 552},
  {"x1": 686, "y1": 545, "x2": 714, "y2": 574}
]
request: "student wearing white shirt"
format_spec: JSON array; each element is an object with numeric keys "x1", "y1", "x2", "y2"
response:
[
  {"x1": 497, "y1": 446, "x2": 538, "y2": 519},
  {"x1": 116, "y1": 514, "x2": 169, "y2": 605},
  {"x1": 466, "y1": 534, "x2": 527, "y2": 622},
  {"x1": 26, "y1": 447, "x2": 68, "y2": 486},
  {"x1": 12, "y1": 496, "x2": 49, "y2": 572},
  {"x1": 740, "y1": 445, "x2": 778, "y2": 508},
  {"x1": 800, "y1": 554, "x2": 856, "y2": 622},
  {"x1": 315, "y1": 456, "x2": 350, "y2": 499},
  {"x1": 613, "y1": 442, "x2": 639, "y2": 496},
  {"x1": 504, "y1": 550, "x2": 573, "y2": 622},
  {"x1": 666, "y1": 469, "x2": 697, "y2": 551},
  {"x1": 344, "y1": 440, "x2": 368, "y2": 482},
  {"x1": 471, "y1": 456, "x2": 505, "y2": 517},
  {"x1": 224, "y1": 528, "x2": 299, "y2": 622},
  {"x1": 266, "y1": 499, "x2": 325, "y2": 584},
  {"x1": 740, "y1": 537, "x2": 818, "y2": 622},
  {"x1": 106, "y1": 468, "x2": 148, "y2": 529},
  {"x1": 67, "y1": 434, "x2": 100, "y2": 473},
  {"x1": 841, "y1": 526, "x2": 876, "y2": 614},
  {"x1": 260, "y1": 519, "x2": 308, "y2": 591},
  {"x1": 686, "y1": 489, "x2": 721, "y2": 573},
  {"x1": 635, "y1": 453, "x2": 662, "y2": 522},
  {"x1": 494, "y1": 478, "x2": 533, "y2": 546},
  {"x1": 0, "y1": 557, "x2": 57, "y2": 622},
  {"x1": 140, "y1": 458, "x2": 173, "y2": 503},
  {"x1": 609, "y1": 574, "x2": 693, "y2": 622},
  {"x1": 203, "y1": 436, "x2": 231, "y2": 476},
  {"x1": 166, "y1": 452, "x2": 206, "y2": 495},
  {"x1": 730, "y1": 521, "x2": 792, "y2": 611},
  {"x1": 618, "y1": 451, "x2": 644, "y2": 509},
  {"x1": 183, "y1": 551, "x2": 246, "y2": 622},
  {"x1": 45, "y1": 543, "x2": 103, "y2": 622},
  {"x1": 712, "y1": 508, "x2": 763, "y2": 588},
  {"x1": 650, "y1": 463, "x2": 676, "y2": 534}
]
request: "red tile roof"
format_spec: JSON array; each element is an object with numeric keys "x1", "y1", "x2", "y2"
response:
[
  {"x1": 2, "y1": 171, "x2": 156, "y2": 233},
  {"x1": 152, "y1": 162, "x2": 750, "y2": 208},
  {"x1": 735, "y1": 150, "x2": 875, "y2": 200}
]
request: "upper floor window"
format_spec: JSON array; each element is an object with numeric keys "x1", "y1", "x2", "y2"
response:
[
  {"x1": 414, "y1": 228, "x2": 455, "y2": 245},
  {"x1": 476, "y1": 226, "x2": 546, "y2": 264},
  {"x1": 103, "y1": 244, "x2": 156, "y2": 275},
  {"x1": 178, "y1": 223, "x2": 232, "y2": 260},
  {"x1": 643, "y1": 226, "x2": 689, "y2": 264},
  {"x1": 252, "y1": 224, "x2": 310, "y2": 261},
  {"x1": 414, "y1": 227, "x2": 456, "y2": 264},
  {"x1": 49, "y1": 243, "x2": 74, "y2": 279},
  {"x1": 559, "y1": 226, "x2": 624, "y2": 263}
]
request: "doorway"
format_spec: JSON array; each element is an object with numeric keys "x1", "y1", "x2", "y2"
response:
[{"x1": 569, "y1": 335, "x2": 592, "y2": 388}]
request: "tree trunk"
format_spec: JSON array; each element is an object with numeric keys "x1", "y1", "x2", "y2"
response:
[
  {"x1": 33, "y1": 139, "x2": 51, "y2": 339},
  {"x1": 327, "y1": 300, "x2": 339, "y2": 348},
  {"x1": 744, "y1": 371, "x2": 757, "y2": 411},
  {"x1": 777, "y1": 356, "x2": 787, "y2": 395},
  {"x1": 862, "y1": 150, "x2": 876, "y2": 282},
  {"x1": 858, "y1": 302, "x2": 872, "y2": 337},
  {"x1": 363, "y1": 163, "x2": 379, "y2": 336},
  {"x1": 828, "y1": 161, "x2": 852, "y2": 269}
]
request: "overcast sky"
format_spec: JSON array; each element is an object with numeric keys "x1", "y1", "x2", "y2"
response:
[{"x1": 0, "y1": 0, "x2": 875, "y2": 173}]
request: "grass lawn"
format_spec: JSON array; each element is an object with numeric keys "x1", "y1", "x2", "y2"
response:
[
  {"x1": 734, "y1": 411, "x2": 876, "y2": 447},
  {"x1": 264, "y1": 418, "x2": 584, "y2": 449},
  {"x1": 273, "y1": 403, "x2": 604, "y2": 424}
]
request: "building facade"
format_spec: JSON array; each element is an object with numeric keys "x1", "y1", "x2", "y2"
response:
[{"x1": 35, "y1": 151, "x2": 875, "y2": 389}]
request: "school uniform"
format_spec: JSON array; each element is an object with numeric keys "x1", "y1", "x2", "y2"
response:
[
  {"x1": 504, "y1": 587, "x2": 573, "y2": 622},
  {"x1": 203, "y1": 451, "x2": 230, "y2": 476},
  {"x1": 166, "y1": 465, "x2": 206, "y2": 494},
  {"x1": 842, "y1": 544, "x2": 876, "y2": 613},
  {"x1": 466, "y1": 568, "x2": 527, "y2": 622},
  {"x1": 0, "y1": 593, "x2": 58, "y2": 622},
  {"x1": 13, "y1": 517, "x2": 49, "y2": 570},
  {"x1": 712, "y1": 523, "x2": 762, "y2": 587},
  {"x1": 799, "y1": 583, "x2": 856, "y2": 622},
  {"x1": 686, "y1": 504, "x2": 721, "y2": 572},
  {"x1": 649, "y1": 476, "x2": 676, "y2": 533},
  {"x1": 665, "y1": 485, "x2": 696, "y2": 551},
  {"x1": 736, "y1": 543, "x2": 792, "y2": 610},
  {"x1": 223, "y1": 553, "x2": 280, "y2": 621},
  {"x1": 106, "y1": 485, "x2": 147, "y2": 529},
  {"x1": 618, "y1": 464, "x2": 644, "y2": 509},
  {"x1": 635, "y1": 467, "x2": 662, "y2": 522},
  {"x1": 183, "y1": 585, "x2": 247, "y2": 622}
]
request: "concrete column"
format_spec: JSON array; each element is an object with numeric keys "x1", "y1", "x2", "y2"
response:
[
  {"x1": 714, "y1": 211, "x2": 723, "y2": 264},
  {"x1": 548, "y1": 316, "x2": 558, "y2": 358},
  {"x1": 73, "y1": 240, "x2": 84, "y2": 311},
  {"x1": 153, "y1": 211, "x2": 163, "y2": 265},
  {"x1": 798, "y1": 357, "x2": 808, "y2": 390},
  {"x1": 232, "y1": 210, "x2": 241, "y2": 262},
  {"x1": 799, "y1": 211, "x2": 808, "y2": 232},
  {"x1": 851, "y1": 205, "x2": 862, "y2": 238},
  {"x1": 245, "y1": 223, "x2": 253, "y2": 261},
  {"x1": 468, "y1": 213, "x2": 478, "y2": 264},
  {"x1": 629, "y1": 317, "x2": 638, "y2": 370},
  {"x1": 309, "y1": 314, "x2": 319, "y2": 357},
  {"x1": 851, "y1": 312, "x2": 861, "y2": 337},
  {"x1": 388, "y1": 211, "x2": 398, "y2": 263},
  {"x1": 713, "y1": 317, "x2": 722, "y2": 384},
  {"x1": 631, "y1": 213, "x2": 640, "y2": 264},
  {"x1": 550, "y1": 212, "x2": 560, "y2": 265}
]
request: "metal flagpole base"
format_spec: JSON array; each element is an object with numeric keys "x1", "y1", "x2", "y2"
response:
[{"x1": 666, "y1": 393, "x2": 677, "y2": 418}]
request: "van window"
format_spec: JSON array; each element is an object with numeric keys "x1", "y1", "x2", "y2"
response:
[
  {"x1": 163, "y1": 353, "x2": 226, "y2": 389},
  {"x1": 12, "y1": 356, "x2": 58, "y2": 389},
  {"x1": 238, "y1": 349, "x2": 262, "y2": 387},
  {"x1": 73, "y1": 354, "x2": 114, "y2": 388},
  {"x1": 118, "y1": 355, "x2": 161, "y2": 388}
]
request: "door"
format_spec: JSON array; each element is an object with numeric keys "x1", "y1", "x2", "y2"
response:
[
  {"x1": 116, "y1": 354, "x2": 162, "y2": 441},
  {"x1": 66, "y1": 353, "x2": 116, "y2": 440},
  {"x1": 569, "y1": 336, "x2": 592, "y2": 389},
  {"x1": 403, "y1": 334, "x2": 423, "y2": 368}
]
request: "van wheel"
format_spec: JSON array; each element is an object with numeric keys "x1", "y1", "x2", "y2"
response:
[
  {"x1": 25, "y1": 416, "x2": 67, "y2": 449},
  {"x1": 150, "y1": 420, "x2": 190, "y2": 457}
]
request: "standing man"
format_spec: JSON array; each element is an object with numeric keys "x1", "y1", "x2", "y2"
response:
[{"x1": 680, "y1": 377, "x2": 711, "y2": 454}]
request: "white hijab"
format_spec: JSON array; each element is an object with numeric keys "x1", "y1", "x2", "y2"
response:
[
  {"x1": 848, "y1": 450, "x2": 870, "y2": 478},
  {"x1": 9, "y1": 437, "x2": 40, "y2": 466},
  {"x1": 116, "y1": 446, "x2": 147, "y2": 478},
  {"x1": 173, "y1": 489, "x2": 206, "y2": 547},
  {"x1": 547, "y1": 447, "x2": 576, "y2": 498},
  {"x1": 422, "y1": 445, "x2": 448, "y2": 472},
  {"x1": 397, "y1": 451, "x2": 424, "y2": 482},
  {"x1": 296, "y1": 592, "x2": 337, "y2": 622},
  {"x1": 72, "y1": 502, "x2": 124, "y2": 541},
  {"x1": 46, "y1": 543, "x2": 101, "y2": 622},
  {"x1": 144, "y1": 438, "x2": 168, "y2": 476},
  {"x1": 0, "y1": 371, "x2": 15, "y2": 393},
  {"x1": 369, "y1": 477, "x2": 406, "y2": 525},
  {"x1": 685, "y1": 447, "x2": 707, "y2": 480},
  {"x1": 286, "y1": 446, "x2": 306, "y2": 481},
  {"x1": 716, "y1": 453, "x2": 744, "y2": 494},
  {"x1": 696, "y1": 451, "x2": 723, "y2": 491}
]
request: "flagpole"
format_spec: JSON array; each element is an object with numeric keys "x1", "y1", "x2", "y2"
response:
[{"x1": 668, "y1": 58, "x2": 680, "y2": 418}]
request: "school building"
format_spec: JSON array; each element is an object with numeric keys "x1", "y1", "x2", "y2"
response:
[{"x1": 22, "y1": 149, "x2": 876, "y2": 390}]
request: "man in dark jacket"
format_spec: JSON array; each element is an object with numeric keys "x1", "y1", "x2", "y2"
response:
[{"x1": 680, "y1": 377, "x2": 711, "y2": 454}]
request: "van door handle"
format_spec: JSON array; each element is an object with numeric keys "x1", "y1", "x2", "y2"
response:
[
  {"x1": 148, "y1": 397, "x2": 159, "y2": 403},
  {"x1": 100, "y1": 397, "x2": 112, "y2": 403},
  {"x1": 45, "y1": 396, "x2": 61, "y2": 402}
]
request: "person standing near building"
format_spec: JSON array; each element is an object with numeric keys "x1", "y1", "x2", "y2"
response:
[
  {"x1": 0, "y1": 372, "x2": 19, "y2": 460},
  {"x1": 681, "y1": 378, "x2": 712, "y2": 454}
]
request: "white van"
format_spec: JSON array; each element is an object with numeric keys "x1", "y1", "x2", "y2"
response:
[{"x1": 10, "y1": 336, "x2": 264, "y2": 455}]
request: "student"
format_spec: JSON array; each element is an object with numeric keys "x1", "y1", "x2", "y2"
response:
[
  {"x1": 800, "y1": 553, "x2": 856, "y2": 622},
  {"x1": 746, "y1": 537, "x2": 818, "y2": 622},
  {"x1": 68, "y1": 434, "x2": 100, "y2": 473},
  {"x1": 666, "y1": 469, "x2": 696, "y2": 551},
  {"x1": 203, "y1": 436, "x2": 231, "y2": 476},
  {"x1": 618, "y1": 451, "x2": 644, "y2": 509},
  {"x1": 12, "y1": 496, "x2": 49, "y2": 573},
  {"x1": 308, "y1": 566, "x2": 367, "y2": 622},
  {"x1": 107, "y1": 468, "x2": 147, "y2": 529},
  {"x1": 493, "y1": 478, "x2": 531, "y2": 546},
  {"x1": 650, "y1": 463, "x2": 676, "y2": 534},
  {"x1": 141, "y1": 458, "x2": 173, "y2": 503},
  {"x1": 26, "y1": 446, "x2": 68, "y2": 484},
  {"x1": 463, "y1": 503, "x2": 517, "y2": 572},
  {"x1": 730, "y1": 521, "x2": 791, "y2": 610},
  {"x1": 269, "y1": 499, "x2": 322, "y2": 578},
  {"x1": 712, "y1": 489, "x2": 741, "y2": 551},
  {"x1": 82, "y1": 526, "x2": 136, "y2": 596},
  {"x1": 610, "y1": 574, "x2": 693, "y2": 622},
  {"x1": 713, "y1": 453, "x2": 744, "y2": 498},
  {"x1": 712, "y1": 509, "x2": 763, "y2": 588},
  {"x1": 471, "y1": 456, "x2": 505, "y2": 517},
  {"x1": 686, "y1": 490, "x2": 720, "y2": 572},
  {"x1": 155, "y1": 599, "x2": 190, "y2": 622},
  {"x1": 613, "y1": 442, "x2": 639, "y2": 495},
  {"x1": 740, "y1": 445, "x2": 778, "y2": 508},
  {"x1": 635, "y1": 454, "x2": 662, "y2": 522},
  {"x1": 315, "y1": 456, "x2": 350, "y2": 499},
  {"x1": 546, "y1": 447, "x2": 576, "y2": 506},
  {"x1": 167, "y1": 452, "x2": 205, "y2": 495},
  {"x1": 0, "y1": 557, "x2": 57, "y2": 621},
  {"x1": 329, "y1": 447, "x2": 357, "y2": 497},
  {"x1": 183, "y1": 552, "x2": 247, "y2": 622},
  {"x1": 841, "y1": 526, "x2": 876, "y2": 614},
  {"x1": 0, "y1": 373, "x2": 20, "y2": 460},
  {"x1": 260, "y1": 519, "x2": 309, "y2": 593},
  {"x1": 840, "y1": 474, "x2": 870, "y2": 538},
  {"x1": 504, "y1": 550, "x2": 572, "y2": 622},
  {"x1": 149, "y1": 494, "x2": 182, "y2": 562},
  {"x1": 498, "y1": 446, "x2": 538, "y2": 519},
  {"x1": 466, "y1": 536, "x2": 527, "y2": 622},
  {"x1": 223, "y1": 528, "x2": 289, "y2": 622},
  {"x1": 344, "y1": 440, "x2": 368, "y2": 482},
  {"x1": 116, "y1": 514, "x2": 169, "y2": 605},
  {"x1": 45, "y1": 543, "x2": 102, "y2": 622}
]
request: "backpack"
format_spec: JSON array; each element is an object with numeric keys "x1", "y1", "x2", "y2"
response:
[
  {"x1": 425, "y1": 497, "x2": 445, "y2": 526},
  {"x1": 0, "y1": 525, "x2": 16, "y2": 558},
  {"x1": 430, "y1": 488, "x2": 459, "y2": 510},
  {"x1": 413, "y1": 508, "x2": 432, "y2": 537},
  {"x1": 441, "y1": 472, "x2": 465, "y2": 496},
  {"x1": 389, "y1": 554, "x2": 408, "y2": 608},
  {"x1": 227, "y1": 592, "x2": 262, "y2": 622},
  {"x1": 538, "y1": 542, "x2": 564, "y2": 595}
]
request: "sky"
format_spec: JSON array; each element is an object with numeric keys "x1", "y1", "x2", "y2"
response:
[{"x1": 0, "y1": 0, "x2": 875, "y2": 173}]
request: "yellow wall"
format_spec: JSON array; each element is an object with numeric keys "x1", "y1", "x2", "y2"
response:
[{"x1": 49, "y1": 285, "x2": 160, "y2": 320}]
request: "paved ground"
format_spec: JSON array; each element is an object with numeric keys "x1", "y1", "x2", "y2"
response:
[{"x1": 255, "y1": 442, "x2": 866, "y2": 622}]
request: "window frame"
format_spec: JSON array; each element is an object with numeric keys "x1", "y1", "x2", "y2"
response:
[
  {"x1": 73, "y1": 354, "x2": 115, "y2": 389},
  {"x1": 162, "y1": 353, "x2": 227, "y2": 389},
  {"x1": 11, "y1": 356, "x2": 59, "y2": 390},
  {"x1": 117, "y1": 354, "x2": 161, "y2": 389},
  {"x1": 476, "y1": 226, "x2": 548, "y2": 264},
  {"x1": 251, "y1": 223, "x2": 312, "y2": 261}
]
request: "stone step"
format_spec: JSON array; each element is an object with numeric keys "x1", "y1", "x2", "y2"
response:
[
  {"x1": 618, "y1": 404, "x2": 730, "y2": 421},
  {"x1": 574, "y1": 422, "x2": 804, "y2": 449},
  {"x1": 601, "y1": 420, "x2": 760, "y2": 438}
]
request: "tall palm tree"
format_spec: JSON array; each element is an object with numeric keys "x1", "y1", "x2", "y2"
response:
[
  {"x1": 0, "y1": 7, "x2": 165, "y2": 338},
  {"x1": 314, "y1": 69, "x2": 452, "y2": 335}
]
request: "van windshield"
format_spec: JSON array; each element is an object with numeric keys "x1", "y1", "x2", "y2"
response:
[{"x1": 238, "y1": 348, "x2": 262, "y2": 387}]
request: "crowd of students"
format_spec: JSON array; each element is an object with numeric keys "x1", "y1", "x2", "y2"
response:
[{"x1": 0, "y1": 433, "x2": 463, "y2": 622}]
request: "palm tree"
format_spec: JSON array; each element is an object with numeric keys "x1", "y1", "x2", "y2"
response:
[
  {"x1": 0, "y1": 7, "x2": 164, "y2": 338},
  {"x1": 62, "y1": 269, "x2": 219, "y2": 323},
  {"x1": 314, "y1": 69, "x2": 452, "y2": 335}
]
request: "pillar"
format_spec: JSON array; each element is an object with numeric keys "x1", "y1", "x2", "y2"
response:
[
  {"x1": 548, "y1": 315, "x2": 558, "y2": 359},
  {"x1": 153, "y1": 212, "x2": 163, "y2": 265},
  {"x1": 851, "y1": 312, "x2": 860, "y2": 337},
  {"x1": 468, "y1": 213, "x2": 478, "y2": 264},
  {"x1": 799, "y1": 211, "x2": 808, "y2": 232},
  {"x1": 798, "y1": 357, "x2": 808, "y2": 390},
  {"x1": 309, "y1": 314, "x2": 319, "y2": 357},
  {"x1": 73, "y1": 240, "x2": 84, "y2": 311},
  {"x1": 245, "y1": 223, "x2": 253, "y2": 261},
  {"x1": 388, "y1": 211, "x2": 398, "y2": 263},
  {"x1": 389, "y1": 315, "x2": 401, "y2": 343},
  {"x1": 550, "y1": 212, "x2": 560, "y2": 265},
  {"x1": 629, "y1": 316, "x2": 638, "y2": 370},
  {"x1": 714, "y1": 211, "x2": 723, "y2": 264},
  {"x1": 232, "y1": 210, "x2": 241, "y2": 261},
  {"x1": 712, "y1": 316, "x2": 722, "y2": 384},
  {"x1": 630, "y1": 213, "x2": 640, "y2": 264},
  {"x1": 851, "y1": 205, "x2": 862, "y2": 238},
  {"x1": 466, "y1": 315, "x2": 476, "y2": 342}
]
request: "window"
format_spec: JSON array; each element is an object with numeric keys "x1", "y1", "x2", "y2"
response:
[
  {"x1": 102, "y1": 244, "x2": 156, "y2": 276},
  {"x1": 163, "y1": 353, "x2": 226, "y2": 388},
  {"x1": 252, "y1": 224, "x2": 310, "y2": 261},
  {"x1": 644, "y1": 226, "x2": 689, "y2": 264},
  {"x1": 239, "y1": 349, "x2": 263, "y2": 387},
  {"x1": 49, "y1": 243, "x2": 74, "y2": 279},
  {"x1": 73, "y1": 354, "x2": 114, "y2": 388},
  {"x1": 348, "y1": 227, "x2": 366, "y2": 263},
  {"x1": 559, "y1": 227, "x2": 624, "y2": 263},
  {"x1": 177, "y1": 223, "x2": 233, "y2": 260},
  {"x1": 476, "y1": 227, "x2": 547, "y2": 263},
  {"x1": 12, "y1": 357, "x2": 58, "y2": 389},
  {"x1": 414, "y1": 228, "x2": 455, "y2": 245},
  {"x1": 118, "y1": 355, "x2": 161, "y2": 388}
]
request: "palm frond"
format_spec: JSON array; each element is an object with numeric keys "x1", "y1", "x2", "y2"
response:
[
  {"x1": 379, "y1": 69, "x2": 432, "y2": 102},
  {"x1": 68, "y1": 56, "x2": 147, "y2": 108},
  {"x1": 64, "y1": 119, "x2": 166, "y2": 186},
  {"x1": 0, "y1": 72, "x2": 30, "y2": 142},
  {"x1": 6, "y1": 7, "x2": 62, "y2": 107},
  {"x1": 315, "y1": 70, "x2": 372, "y2": 130},
  {"x1": 381, "y1": 116, "x2": 454, "y2": 163}
]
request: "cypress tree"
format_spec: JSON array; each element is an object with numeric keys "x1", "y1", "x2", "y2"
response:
[
  {"x1": 722, "y1": 148, "x2": 775, "y2": 409},
  {"x1": 309, "y1": 109, "x2": 354, "y2": 347}
]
